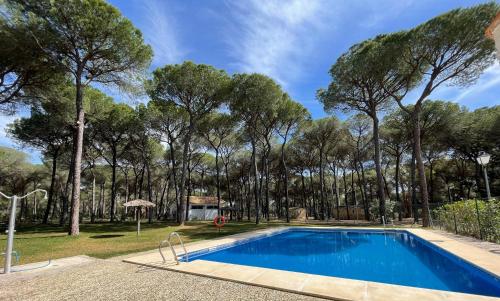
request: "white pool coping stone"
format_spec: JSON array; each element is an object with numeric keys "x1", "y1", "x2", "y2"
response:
[{"x1": 123, "y1": 226, "x2": 500, "y2": 301}]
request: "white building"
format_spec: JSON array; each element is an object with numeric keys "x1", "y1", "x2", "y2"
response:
[
  {"x1": 486, "y1": 13, "x2": 500, "y2": 59},
  {"x1": 186, "y1": 196, "x2": 225, "y2": 221}
]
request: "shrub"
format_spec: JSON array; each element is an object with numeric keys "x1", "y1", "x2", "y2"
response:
[
  {"x1": 369, "y1": 199, "x2": 396, "y2": 222},
  {"x1": 434, "y1": 199, "x2": 500, "y2": 243}
]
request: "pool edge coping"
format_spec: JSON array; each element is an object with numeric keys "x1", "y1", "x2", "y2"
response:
[{"x1": 123, "y1": 226, "x2": 500, "y2": 301}]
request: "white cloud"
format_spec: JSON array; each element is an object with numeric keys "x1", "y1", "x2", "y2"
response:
[
  {"x1": 133, "y1": 0, "x2": 185, "y2": 67},
  {"x1": 0, "y1": 114, "x2": 16, "y2": 147},
  {"x1": 454, "y1": 62, "x2": 500, "y2": 103},
  {"x1": 224, "y1": 0, "x2": 330, "y2": 87},
  {"x1": 413, "y1": 61, "x2": 500, "y2": 108}
]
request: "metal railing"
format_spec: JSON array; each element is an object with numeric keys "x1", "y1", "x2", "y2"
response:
[{"x1": 159, "y1": 232, "x2": 188, "y2": 264}]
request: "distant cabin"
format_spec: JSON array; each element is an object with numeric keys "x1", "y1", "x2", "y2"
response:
[{"x1": 187, "y1": 196, "x2": 224, "y2": 221}]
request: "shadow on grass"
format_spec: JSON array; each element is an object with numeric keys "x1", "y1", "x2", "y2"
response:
[
  {"x1": 89, "y1": 234, "x2": 125, "y2": 239},
  {"x1": 11, "y1": 221, "x2": 181, "y2": 235}
]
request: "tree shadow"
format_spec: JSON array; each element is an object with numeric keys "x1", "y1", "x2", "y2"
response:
[
  {"x1": 12, "y1": 221, "x2": 182, "y2": 234},
  {"x1": 89, "y1": 234, "x2": 125, "y2": 239}
]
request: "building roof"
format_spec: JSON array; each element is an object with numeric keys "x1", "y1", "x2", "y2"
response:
[
  {"x1": 486, "y1": 12, "x2": 500, "y2": 39},
  {"x1": 187, "y1": 196, "x2": 225, "y2": 205},
  {"x1": 123, "y1": 199, "x2": 156, "y2": 207}
]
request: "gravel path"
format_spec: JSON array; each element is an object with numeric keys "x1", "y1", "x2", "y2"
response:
[{"x1": 0, "y1": 259, "x2": 325, "y2": 301}]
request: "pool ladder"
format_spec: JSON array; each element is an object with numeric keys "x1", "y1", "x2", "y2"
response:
[{"x1": 159, "y1": 232, "x2": 188, "y2": 265}]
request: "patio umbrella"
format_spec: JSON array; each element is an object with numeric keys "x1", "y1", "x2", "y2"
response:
[{"x1": 123, "y1": 199, "x2": 156, "y2": 236}]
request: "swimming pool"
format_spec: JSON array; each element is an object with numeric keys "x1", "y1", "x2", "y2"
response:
[{"x1": 184, "y1": 228, "x2": 500, "y2": 297}]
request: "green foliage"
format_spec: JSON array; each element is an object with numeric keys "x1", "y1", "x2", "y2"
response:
[
  {"x1": 317, "y1": 32, "x2": 417, "y2": 116},
  {"x1": 149, "y1": 61, "x2": 230, "y2": 117},
  {"x1": 302, "y1": 117, "x2": 344, "y2": 151},
  {"x1": 229, "y1": 73, "x2": 283, "y2": 137},
  {"x1": 198, "y1": 112, "x2": 238, "y2": 150},
  {"x1": 449, "y1": 105, "x2": 500, "y2": 159},
  {"x1": 7, "y1": 0, "x2": 153, "y2": 88},
  {"x1": 0, "y1": 146, "x2": 30, "y2": 185},
  {"x1": 369, "y1": 198, "x2": 397, "y2": 221},
  {"x1": 435, "y1": 199, "x2": 500, "y2": 243},
  {"x1": 90, "y1": 102, "x2": 135, "y2": 156},
  {"x1": 276, "y1": 95, "x2": 310, "y2": 140},
  {"x1": 148, "y1": 99, "x2": 189, "y2": 144},
  {"x1": 408, "y1": 3, "x2": 499, "y2": 88},
  {"x1": 0, "y1": 3, "x2": 63, "y2": 110}
]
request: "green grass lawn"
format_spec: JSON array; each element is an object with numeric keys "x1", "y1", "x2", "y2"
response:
[{"x1": 0, "y1": 220, "x2": 291, "y2": 267}]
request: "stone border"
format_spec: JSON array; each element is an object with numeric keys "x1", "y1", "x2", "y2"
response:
[{"x1": 123, "y1": 227, "x2": 500, "y2": 301}]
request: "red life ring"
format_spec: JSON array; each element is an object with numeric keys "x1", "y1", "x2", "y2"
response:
[{"x1": 213, "y1": 215, "x2": 225, "y2": 228}]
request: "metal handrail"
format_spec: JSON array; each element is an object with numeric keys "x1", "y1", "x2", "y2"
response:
[
  {"x1": 158, "y1": 232, "x2": 188, "y2": 265},
  {"x1": 169, "y1": 232, "x2": 188, "y2": 262},
  {"x1": 159, "y1": 239, "x2": 177, "y2": 264}
]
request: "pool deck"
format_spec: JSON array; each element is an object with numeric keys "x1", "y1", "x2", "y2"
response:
[{"x1": 123, "y1": 227, "x2": 500, "y2": 301}]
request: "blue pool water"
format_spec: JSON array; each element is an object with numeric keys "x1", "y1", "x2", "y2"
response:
[{"x1": 186, "y1": 229, "x2": 500, "y2": 297}]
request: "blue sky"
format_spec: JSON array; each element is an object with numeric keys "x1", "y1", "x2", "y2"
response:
[{"x1": 1, "y1": 0, "x2": 499, "y2": 162}]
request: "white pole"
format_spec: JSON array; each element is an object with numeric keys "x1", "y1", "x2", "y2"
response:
[
  {"x1": 483, "y1": 166, "x2": 491, "y2": 200},
  {"x1": 4, "y1": 195, "x2": 17, "y2": 274},
  {"x1": 1, "y1": 189, "x2": 46, "y2": 274}
]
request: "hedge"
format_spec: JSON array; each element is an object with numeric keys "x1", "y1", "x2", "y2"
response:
[{"x1": 434, "y1": 199, "x2": 500, "y2": 243}]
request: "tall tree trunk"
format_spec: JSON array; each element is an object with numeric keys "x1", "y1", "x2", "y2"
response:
[
  {"x1": 413, "y1": 108, "x2": 430, "y2": 227},
  {"x1": 110, "y1": 148, "x2": 117, "y2": 222},
  {"x1": 224, "y1": 162, "x2": 233, "y2": 220},
  {"x1": 319, "y1": 148, "x2": 326, "y2": 220},
  {"x1": 200, "y1": 170, "x2": 205, "y2": 196},
  {"x1": 245, "y1": 173, "x2": 251, "y2": 221},
  {"x1": 300, "y1": 171, "x2": 307, "y2": 212},
  {"x1": 158, "y1": 177, "x2": 168, "y2": 219},
  {"x1": 276, "y1": 175, "x2": 282, "y2": 219},
  {"x1": 251, "y1": 139, "x2": 260, "y2": 224},
  {"x1": 91, "y1": 176, "x2": 96, "y2": 223},
  {"x1": 43, "y1": 149, "x2": 58, "y2": 224},
  {"x1": 60, "y1": 162, "x2": 73, "y2": 226},
  {"x1": 429, "y1": 159, "x2": 434, "y2": 203},
  {"x1": 309, "y1": 169, "x2": 316, "y2": 219},
  {"x1": 258, "y1": 155, "x2": 265, "y2": 218},
  {"x1": 401, "y1": 175, "x2": 409, "y2": 217},
  {"x1": 395, "y1": 153, "x2": 402, "y2": 221},
  {"x1": 51, "y1": 189, "x2": 58, "y2": 221},
  {"x1": 215, "y1": 149, "x2": 221, "y2": 215},
  {"x1": 359, "y1": 161, "x2": 369, "y2": 220},
  {"x1": 342, "y1": 167, "x2": 350, "y2": 220},
  {"x1": 351, "y1": 169, "x2": 356, "y2": 220},
  {"x1": 100, "y1": 182, "x2": 105, "y2": 219},
  {"x1": 411, "y1": 141, "x2": 418, "y2": 222},
  {"x1": 333, "y1": 164, "x2": 340, "y2": 220},
  {"x1": 281, "y1": 140, "x2": 290, "y2": 223},
  {"x1": 146, "y1": 160, "x2": 153, "y2": 224},
  {"x1": 382, "y1": 173, "x2": 390, "y2": 200},
  {"x1": 185, "y1": 161, "x2": 192, "y2": 222},
  {"x1": 124, "y1": 171, "x2": 129, "y2": 203},
  {"x1": 138, "y1": 164, "x2": 145, "y2": 198},
  {"x1": 69, "y1": 74, "x2": 84, "y2": 236},
  {"x1": 178, "y1": 121, "x2": 194, "y2": 226},
  {"x1": 354, "y1": 161, "x2": 368, "y2": 221},
  {"x1": 372, "y1": 115, "x2": 385, "y2": 223},
  {"x1": 264, "y1": 152, "x2": 270, "y2": 221},
  {"x1": 133, "y1": 168, "x2": 138, "y2": 200},
  {"x1": 168, "y1": 142, "x2": 180, "y2": 223}
]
